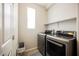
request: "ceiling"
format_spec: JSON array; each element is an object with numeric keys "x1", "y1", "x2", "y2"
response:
[{"x1": 36, "y1": 3, "x2": 55, "y2": 9}]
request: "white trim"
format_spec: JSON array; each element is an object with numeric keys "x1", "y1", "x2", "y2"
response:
[
  {"x1": 34, "y1": 3, "x2": 47, "y2": 10},
  {"x1": 35, "y1": 3, "x2": 56, "y2": 11},
  {"x1": 47, "y1": 3, "x2": 56, "y2": 10},
  {"x1": 24, "y1": 47, "x2": 37, "y2": 53},
  {"x1": 1, "y1": 39, "x2": 12, "y2": 48}
]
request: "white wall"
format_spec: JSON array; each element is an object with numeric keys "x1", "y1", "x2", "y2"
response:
[
  {"x1": 18, "y1": 3, "x2": 47, "y2": 50},
  {"x1": 48, "y1": 3, "x2": 78, "y2": 23},
  {"x1": 47, "y1": 3, "x2": 78, "y2": 31},
  {"x1": 47, "y1": 19, "x2": 76, "y2": 31}
]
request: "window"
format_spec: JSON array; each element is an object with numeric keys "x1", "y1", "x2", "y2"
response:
[{"x1": 27, "y1": 7, "x2": 36, "y2": 29}]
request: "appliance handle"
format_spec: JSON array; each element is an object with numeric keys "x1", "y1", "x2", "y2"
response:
[{"x1": 47, "y1": 39, "x2": 63, "y2": 47}]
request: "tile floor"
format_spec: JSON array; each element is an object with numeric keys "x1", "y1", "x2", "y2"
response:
[
  {"x1": 17, "y1": 49, "x2": 42, "y2": 56},
  {"x1": 28, "y1": 50, "x2": 42, "y2": 56}
]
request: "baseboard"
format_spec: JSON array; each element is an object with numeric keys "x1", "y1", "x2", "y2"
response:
[{"x1": 24, "y1": 47, "x2": 38, "y2": 53}]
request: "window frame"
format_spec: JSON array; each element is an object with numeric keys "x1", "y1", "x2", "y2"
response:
[{"x1": 27, "y1": 7, "x2": 36, "y2": 29}]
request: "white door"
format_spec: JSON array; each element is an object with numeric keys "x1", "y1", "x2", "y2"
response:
[
  {"x1": 10, "y1": 4, "x2": 18, "y2": 56},
  {"x1": 3, "y1": 3, "x2": 13, "y2": 56},
  {"x1": 4, "y1": 4, "x2": 11, "y2": 43},
  {"x1": 3, "y1": 3, "x2": 18, "y2": 56},
  {"x1": 0, "y1": 3, "x2": 3, "y2": 46}
]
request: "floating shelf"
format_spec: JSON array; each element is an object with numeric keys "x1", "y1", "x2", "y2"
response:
[{"x1": 44, "y1": 17, "x2": 76, "y2": 26}]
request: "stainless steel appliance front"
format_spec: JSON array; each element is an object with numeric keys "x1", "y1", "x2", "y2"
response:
[{"x1": 46, "y1": 35, "x2": 76, "y2": 56}]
